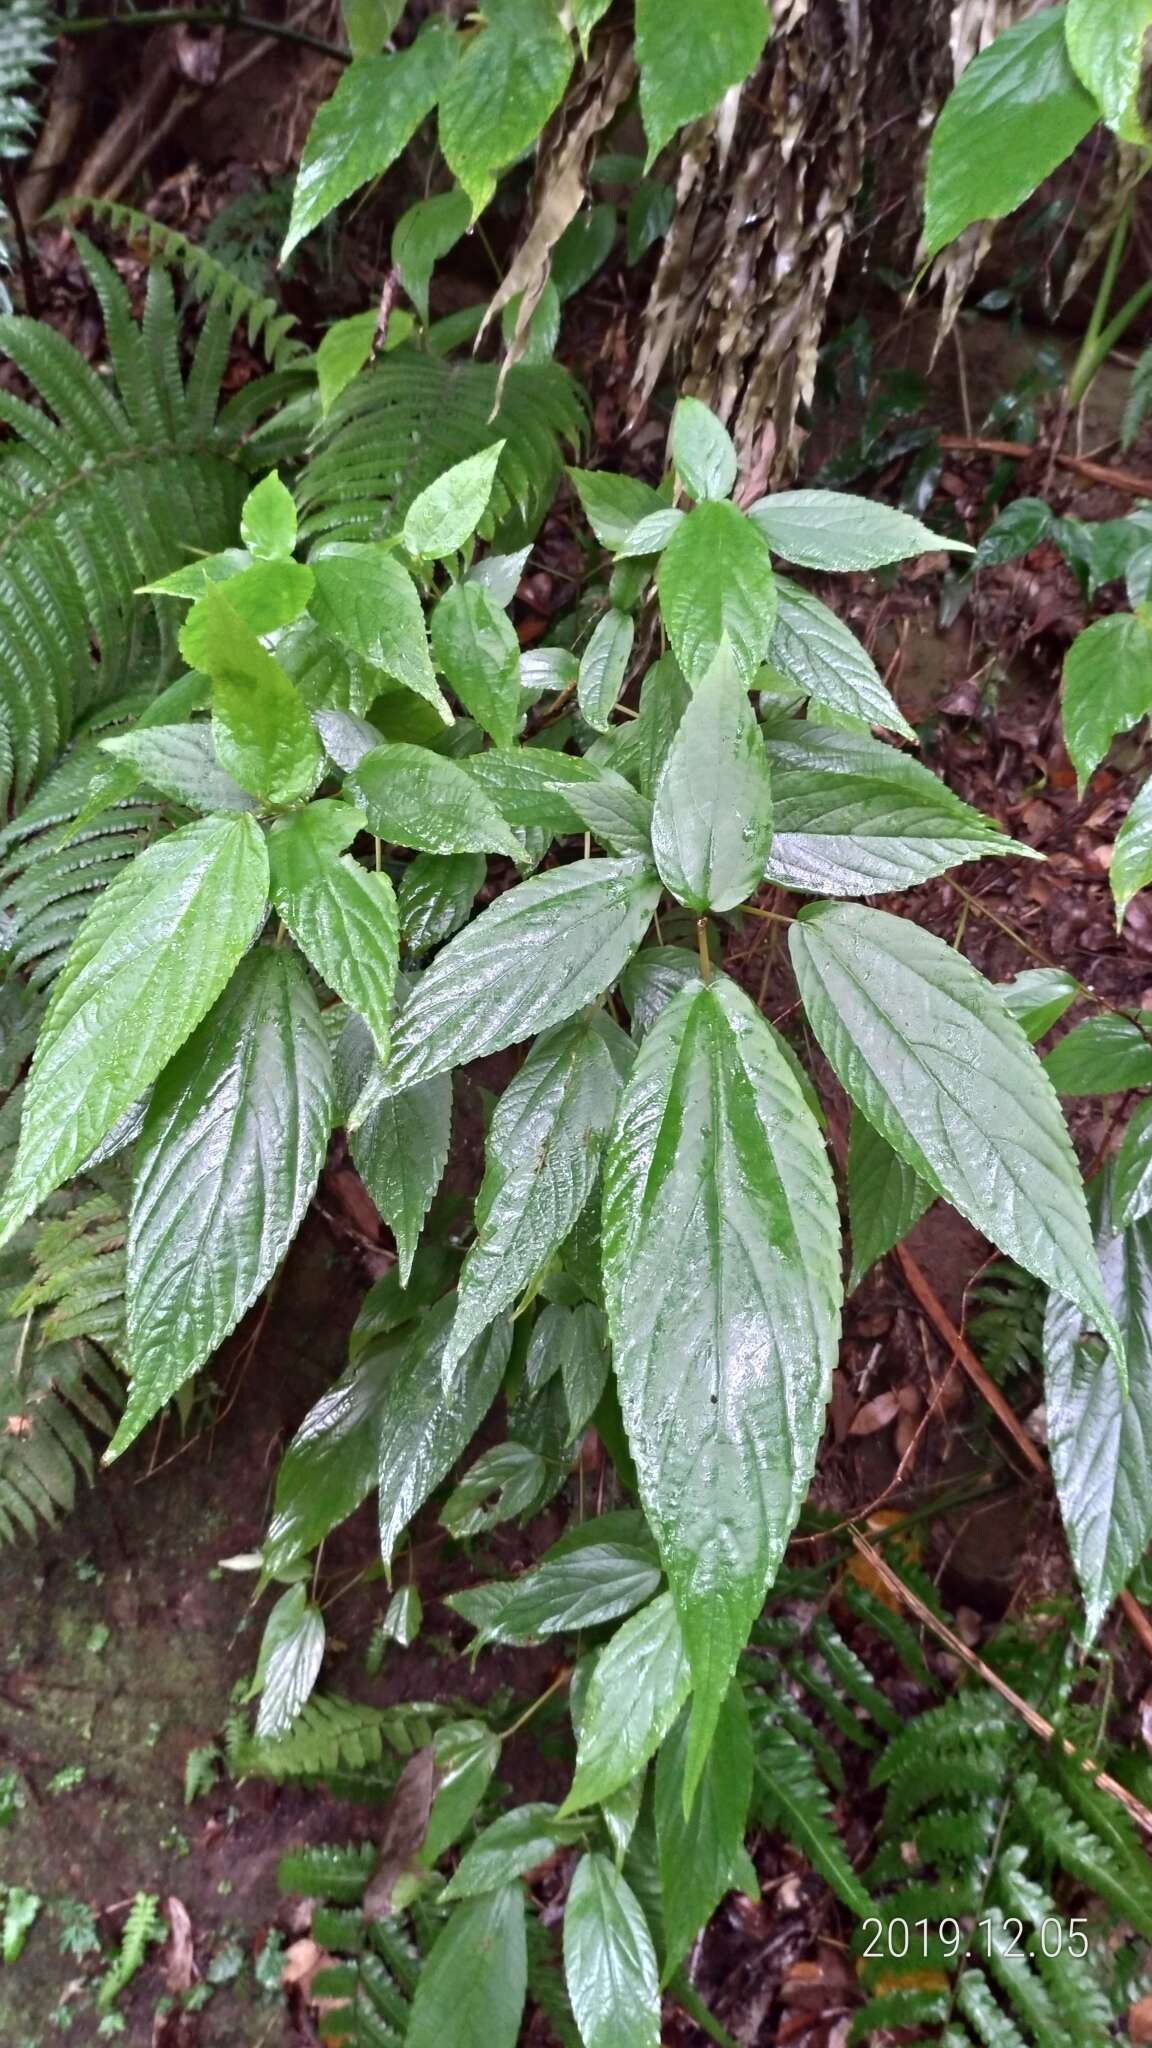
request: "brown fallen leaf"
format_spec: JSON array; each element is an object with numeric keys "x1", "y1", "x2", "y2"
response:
[
  {"x1": 363, "y1": 1746, "x2": 439, "y2": 1922},
  {"x1": 164, "y1": 1897, "x2": 195, "y2": 1995},
  {"x1": 1129, "y1": 1991, "x2": 1152, "y2": 2043},
  {"x1": 282, "y1": 1936, "x2": 327, "y2": 1999},
  {"x1": 848, "y1": 1391, "x2": 900, "y2": 1436}
]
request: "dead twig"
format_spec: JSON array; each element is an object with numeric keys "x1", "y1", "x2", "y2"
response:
[{"x1": 939, "y1": 432, "x2": 1152, "y2": 500}]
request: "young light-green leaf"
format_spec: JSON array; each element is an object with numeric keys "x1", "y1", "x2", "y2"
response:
[
  {"x1": 560, "y1": 1592, "x2": 690, "y2": 1817},
  {"x1": 1063, "y1": 612, "x2": 1152, "y2": 790},
  {"x1": 602, "y1": 976, "x2": 842, "y2": 1794},
  {"x1": 438, "y1": 0, "x2": 573, "y2": 213},
  {"x1": 790, "y1": 902, "x2": 1123, "y2": 1363},
  {"x1": 403, "y1": 441, "x2": 505, "y2": 560},
  {"x1": 748, "y1": 490, "x2": 969, "y2": 570},
  {"x1": 407, "y1": 1886, "x2": 527, "y2": 2048},
  {"x1": 669, "y1": 396, "x2": 737, "y2": 503},
  {"x1": 0, "y1": 813, "x2": 270, "y2": 1251},
  {"x1": 112, "y1": 947, "x2": 334, "y2": 1457},
  {"x1": 1066, "y1": 0, "x2": 1152, "y2": 141},
  {"x1": 346, "y1": 741, "x2": 525, "y2": 860},
  {"x1": 316, "y1": 311, "x2": 377, "y2": 416},
  {"x1": 240, "y1": 471, "x2": 297, "y2": 561},
  {"x1": 657, "y1": 500, "x2": 777, "y2": 687},
  {"x1": 308, "y1": 543, "x2": 452, "y2": 723},
  {"x1": 923, "y1": 7, "x2": 1096, "y2": 259},
  {"x1": 564, "y1": 1853, "x2": 660, "y2": 2048},
  {"x1": 182, "y1": 584, "x2": 323, "y2": 807},
  {"x1": 651, "y1": 644, "x2": 773, "y2": 912},
  {"x1": 636, "y1": 0, "x2": 769, "y2": 163},
  {"x1": 99, "y1": 724, "x2": 258, "y2": 815},
  {"x1": 430, "y1": 579, "x2": 523, "y2": 749},
  {"x1": 269, "y1": 801, "x2": 399, "y2": 1058},
  {"x1": 254, "y1": 1585, "x2": 326, "y2": 1739},
  {"x1": 578, "y1": 608, "x2": 635, "y2": 732}
]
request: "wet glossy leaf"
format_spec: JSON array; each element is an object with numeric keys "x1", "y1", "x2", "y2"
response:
[
  {"x1": 264, "y1": 1323, "x2": 408, "y2": 1572},
  {"x1": 351, "y1": 1028, "x2": 452, "y2": 1286},
  {"x1": 1066, "y1": 0, "x2": 1152, "y2": 141},
  {"x1": 923, "y1": 8, "x2": 1095, "y2": 259},
  {"x1": 393, "y1": 187, "x2": 472, "y2": 323},
  {"x1": 658, "y1": 500, "x2": 777, "y2": 687},
  {"x1": 466, "y1": 748, "x2": 653, "y2": 858},
  {"x1": 240, "y1": 471, "x2": 297, "y2": 561},
  {"x1": 404, "y1": 442, "x2": 506, "y2": 560},
  {"x1": 316, "y1": 311, "x2": 377, "y2": 416},
  {"x1": 364, "y1": 858, "x2": 661, "y2": 1097},
  {"x1": 407, "y1": 1885, "x2": 526, "y2": 2048},
  {"x1": 99, "y1": 724, "x2": 257, "y2": 815},
  {"x1": 1112, "y1": 778, "x2": 1152, "y2": 924},
  {"x1": 377, "y1": 1301, "x2": 512, "y2": 1562},
  {"x1": 614, "y1": 508, "x2": 685, "y2": 561},
  {"x1": 618, "y1": 946, "x2": 703, "y2": 1039},
  {"x1": 1044, "y1": 1014, "x2": 1152, "y2": 1095},
  {"x1": 636, "y1": 0, "x2": 768, "y2": 163},
  {"x1": 442, "y1": 1803, "x2": 579, "y2": 1901},
  {"x1": 255, "y1": 1586, "x2": 326, "y2": 1738},
  {"x1": 476, "y1": 1541, "x2": 662, "y2": 1647},
  {"x1": 769, "y1": 579, "x2": 916, "y2": 739},
  {"x1": 560, "y1": 1593, "x2": 689, "y2": 1816},
  {"x1": 430, "y1": 580, "x2": 523, "y2": 748},
  {"x1": 440, "y1": 1441, "x2": 546, "y2": 1538},
  {"x1": 1063, "y1": 612, "x2": 1152, "y2": 790},
  {"x1": 749, "y1": 490, "x2": 968, "y2": 570},
  {"x1": 603, "y1": 977, "x2": 842, "y2": 1791},
  {"x1": 651, "y1": 645, "x2": 773, "y2": 912},
  {"x1": 562, "y1": 1302, "x2": 611, "y2": 1436},
  {"x1": 269, "y1": 801, "x2": 398, "y2": 1057},
  {"x1": 669, "y1": 397, "x2": 737, "y2": 503},
  {"x1": 998, "y1": 966, "x2": 1080, "y2": 1042},
  {"x1": 445, "y1": 1016, "x2": 621, "y2": 1368},
  {"x1": 182, "y1": 585, "x2": 322, "y2": 806},
  {"x1": 634, "y1": 655, "x2": 692, "y2": 801},
  {"x1": 0, "y1": 813, "x2": 269, "y2": 1251},
  {"x1": 346, "y1": 741, "x2": 524, "y2": 860},
  {"x1": 1115, "y1": 1100, "x2": 1152, "y2": 1231},
  {"x1": 439, "y1": 0, "x2": 573, "y2": 212},
  {"x1": 655, "y1": 1681, "x2": 751, "y2": 1976},
  {"x1": 564, "y1": 1853, "x2": 660, "y2": 2048},
  {"x1": 847, "y1": 1109, "x2": 934, "y2": 1289},
  {"x1": 578, "y1": 609, "x2": 635, "y2": 732},
  {"x1": 791, "y1": 902, "x2": 1122, "y2": 1361},
  {"x1": 422, "y1": 1720, "x2": 501, "y2": 1864},
  {"x1": 396, "y1": 850, "x2": 486, "y2": 951},
  {"x1": 113, "y1": 947, "x2": 334, "y2": 1456},
  {"x1": 309, "y1": 543, "x2": 452, "y2": 723}
]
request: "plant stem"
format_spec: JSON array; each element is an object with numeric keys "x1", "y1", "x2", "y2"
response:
[
  {"x1": 696, "y1": 916, "x2": 711, "y2": 983},
  {"x1": 499, "y1": 1666, "x2": 569, "y2": 1742},
  {"x1": 59, "y1": 7, "x2": 350, "y2": 62},
  {"x1": 1066, "y1": 196, "x2": 1152, "y2": 409}
]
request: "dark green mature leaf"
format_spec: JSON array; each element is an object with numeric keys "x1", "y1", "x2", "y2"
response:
[
  {"x1": 669, "y1": 398, "x2": 737, "y2": 504},
  {"x1": 579, "y1": 609, "x2": 635, "y2": 732},
  {"x1": 309, "y1": 544, "x2": 452, "y2": 723},
  {"x1": 923, "y1": 7, "x2": 1095, "y2": 260},
  {"x1": 1062, "y1": 612, "x2": 1152, "y2": 790},
  {"x1": 440, "y1": 1440, "x2": 546, "y2": 1537},
  {"x1": 762, "y1": 723, "x2": 1018, "y2": 895},
  {"x1": 466, "y1": 748, "x2": 653, "y2": 858},
  {"x1": 749, "y1": 491, "x2": 967, "y2": 570},
  {"x1": 636, "y1": 0, "x2": 768, "y2": 162},
  {"x1": 404, "y1": 442, "x2": 505, "y2": 560},
  {"x1": 423, "y1": 1720, "x2": 501, "y2": 1864},
  {"x1": 269, "y1": 801, "x2": 398, "y2": 1057},
  {"x1": 618, "y1": 946, "x2": 704, "y2": 1039},
  {"x1": 284, "y1": 22, "x2": 458, "y2": 257},
  {"x1": 790, "y1": 903, "x2": 1121, "y2": 1359},
  {"x1": 0, "y1": 814, "x2": 269, "y2": 1251},
  {"x1": 998, "y1": 966, "x2": 1080, "y2": 1042},
  {"x1": 263, "y1": 1322, "x2": 407, "y2": 1571},
  {"x1": 560, "y1": 1593, "x2": 690, "y2": 1816},
  {"x1": 445, "y1": 1015, "x2": 621, "y2": 1368},
  {"x1": 847, "y1": 1109, "x2": 934, "y2": 1289},
  {"x1": 397, "y1": 849, "x2": 486, "y2": 951},
  {"x1": 363, "y1": 858, "x2": 661, "y2": 1097},
  {"x1": 1045, "y1": 1182, "x2": 1152, "y2": 1636},
  {"x1": 568, "y1": 469, "x2": 665, "y2": 551},
  {"x1": 564, "y1": 1853, "x2": 660, "y2": 2048},
  {"x1": 1044, "y1": 1014, "x2": 1152, "y2": 1094},
  {"x1": 182, "y1": 585, "x2": 322, "y2": 807},
  {"x1": 561, "y1": 1301, "x2": 611, "y2": 1436},
  {"x1": 1112, "y1": 778, "x2": 1152, "y2": 925},
  {"x1": 112, "y1": 947, "x2": 334, "y2": 1456},
  {"x1": 651, "y1": 646, "x2": 773, "y2": 912},
  {"x1": 658, "y1": 501, "x2": 776, "y2": 687},
  {"x1": 1066, "y1": 0, "x2": 1152, "y2": 141},
  {"x1": 431, "y1": 580, "x2": 523, "y2": 749},
  {"x1": 1115, "y1": 1099, "x2": 1152, "y2": 1230},
  {"x1": 255, "y1": 1585, "x2": 326, "y2": 1739},
  {"x1": 99, "y1": 723, "x2": 258, "y2": 815},
  {"x1": 393, "y1": 187, "x2": 472, "y2": 324},
  {"x1": 351, "y1": 1044, "x2": 453, "y2": 1287},
  {"x1": 655, "y1": 1682, "x2": 752, "y2": 1976},
  {"x1": 477, "y1": 1542, "x2": 662, "y2": 1647},
  {"x1": 377, "y1": 1301, "x2": 511, "y2": 1561},
  {"x1": 769, "y1": 579, "x2": 916, "y2": 739},
  {"x1": 603, "y1": 976, "x2": 842, "y2": 1792},
  {"x1": 438, "y1": 0, "x2": 573, "y2": 212},
  {"x1": 442, "y1": 1803, "x2": 580, "y2": 1902},
  {"x1": 407, "y1": 1886, "x2": 527, "y2": 2048},
  {"x1": 346, "y1": 742, "x2": 524, "y2": 860}
]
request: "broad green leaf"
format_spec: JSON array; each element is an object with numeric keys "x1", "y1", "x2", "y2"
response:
[
  {"x1": 998, "y1": 966, "x2": 1080, "y2": 1042},
  {"x1": 847, "y1": 1108, "x2": 934, "y2": 1289},
  {"x1": 376, "y1": 1300, "x2": 511, "y2": 1561},
  {"x1": 560, "y1": 1593, "x2": 690, "y2": 1817},
  {"x1": 552, "y1": 203, "x2": 617, "y2": 298},
  {"x1": 1063, "y1": 612, "x2": 1152, "y2": 789},
  {"x1": 790, "y1": 902, "x2": 1122, "y2": 1361},
  {"x1": 626, "y1": 177, "x2": 675, "y2": 264},
  {"x1": 657, "y1": 500, "x2": 777, "y2": 687},
  {"x1": 263, "y1": 1322, "x2": 408, "y2": 1571},
  {"x1": 476, "y1": 1541, "x2": 662, "y2": 1646},
  {"x1": 142, "y1": 548, "x2": 252, "y2": 597},
  {"x1": 438, "y1": 0, "x2": 573, "y2": 212},
  {"x1": 350, "y1": 1028, "x2": 453, "y2": 1287},
  {"x1": 923, "y1": 8, "x2": 1095, "y2": 259},
  {"x1": 1066, "y1": 0, "x2": 1152, "y2": 140},
  {"x1": 430, "y1": 580, "x2": 523, "y2": 748},
  {"x1": 748, "y1": 490, "x2": 970, "y2": 570},
  {"x1": 346, "y1": 741, "x2": 524, "y2": 860},
  {"x1": 445, "y1": 1016, "x2": 621, "y2": 1368},
  {"x1": 636, "y1": 0, "x2": 769, "y2": 162},
  {"x1": 283, "y1": 23, "x2": 458, "y2": 258},
  {"x1": 762, "y1": 722, "x2": 1020, "y2": 895},
  {"x1": 1116, "y1": 1098, "x2": 1152, "y2": 1230},
  {"x1": 466, "y1": 747, "x2": 654, "y2": 858},
  {"x1": 1112, "y1": 777, "x2": 1152, "y2": 924},
  {"x1": 407, "y1": 1886, "x2": 526, "y2": 2048},
  {"x1": 269, "y1": 801, "x2": 398, "y2": 1057},
  {"x1": 1045, "y1": 1180, "x2": 1152, "y2": 1636},
  {"x1": 564, "y1": 1853, "x2": 660, "y2": 2048},
  {"x1": 364, "y1": 857, "x2": 661, "y2": 1097},
  {"x1": 578, "y1": 609, "x2": 635, "y2": 732},
  {"x1": 440, "y1": 1440, "x2": 546, "y2": 1537},
  {"x1": 241, "y1": 471, "x2": 297, "y2": 561},
  {"x1": 634, "y1": 653, "x2": 691, "y2": 799},
  {"x1": 0, "y1": 814, "x2": 269, "y2": 1251},
  {"x1": 316, "y1": 312, "x2": 377, "y2": 416},
  {"x1": 468, "y1": 546, "x2": 531, "y2": 606},
  {"x1": 397, "y1": 849, "x2": 485, "y2": 951},
  {"x1": 669, "y1": 397, "x2": 737, "y2": 503},
  {"x1": 651, "y1": 646, "x2": 773, "y2": 912},
  {"x1": 381, "y1": 1583, "x2": 422, "y2": 1646},
  {"x1": 770, "y1": 578, "x2": 916, "y2": 739},
  {"x1": 568, "y1": 468, "x2": 665, "y2": 551},
  {"x1": 422, "y1": 1720, "x2": 501, "y2": 1864},
  {"x1": 254, "y1": 1586, "x2": 326, "y2": 1739},
  {"x1": 618, "y1": 946, "x2": 703, "y2": 1039},
  {"x1": 308, "y1": 543, "x2": 452, "y2": 723},
  {"x1": 112, "y1": 947, "x2": 334, "y2": 1456},
  {"x1": 602, "y1": 977, "x2": 842, "y2": 1791},
  {"x1": 393, "y1": 187, "x2": 471, "y2": 323},
  {"x1": 342, "y1": 0, "x2": 403, "y2": 55},
  {"x1": 614, "y1": 508, "x2": 685, "y2": 561},
  {"x1": 157, "y1": 557, "x2": 315, "y2": 638},
  {"x1": 562, "y1": 1301, "x2": 611, "y2": 1436},
  {"x1": 403, "y1": 442, "x2": 506, "y2": 560},
  {"x1": 655, "y1": 1682, "x2": 752, "y2": 1977},
  {"x1": 441, "y1": 1803, "x2": 578, "y2": 1901},
  {"x1": 1044, "y1": 1013, "x2": 1152, "y2": 1095},
  {"x1": 99, "y1": 724, "x2": 257, "y2": 815},
  {"x1": 181, "y1": 585, "x2": 323, "y2": 807},
  {"x1": 572, "y1": 0, "x2": 613, "y2": 51}
]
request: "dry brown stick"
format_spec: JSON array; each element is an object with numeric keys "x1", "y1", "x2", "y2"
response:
[
  {"x1": 850, "y1": 1528, "x2": 1152, "y2": 1839},
  {"x1": 938, "y1": 432, "x2": 1152, "y2": 500}
]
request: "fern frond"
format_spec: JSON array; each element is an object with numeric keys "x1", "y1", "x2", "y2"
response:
[
  {"x1": 0, "y1": 1296, "x2": 123, "y2": 1546},
  {"x1": 1010, "y1": 1771, "x2": 1152, "y2": 1938},
  {"x1": 278, "y1": 1842, "x2": 376, "y2": 1905},
  {"x1": 297, "y1": 347, "x2": 587, "y2": 549},
  {"x1": 277, "y1": 1843, "x2": 431, "y2": 2048},
  {"x1": 748, "y1": 1706, "x2": 871, "y2": 1915},
  {"x1": 96, "y1": 1893, "x2": 164, "y2": 2011},
  {"x1": 0, "y1": 0, "x2": 52, "y2": 160},
  {"x1": 232, "y1": 1693, "x2": 443, "y2": 1783},
  {"x1": 13, "y1": 1189, "x2": 126, "y2": 1357}
]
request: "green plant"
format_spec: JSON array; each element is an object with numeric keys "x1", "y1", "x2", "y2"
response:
[{"x1": 95, "y1": 1893, "x2": 164, "y2": 2012}]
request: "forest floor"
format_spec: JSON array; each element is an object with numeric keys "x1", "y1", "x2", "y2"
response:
[{"x1": 4, "y1": 22, "x2": 1152, "y2": 2048}]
